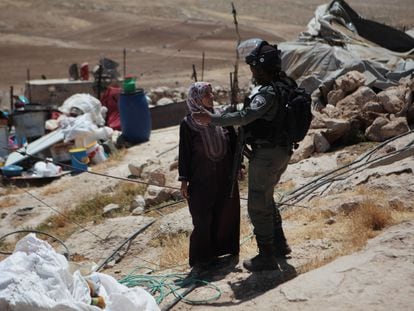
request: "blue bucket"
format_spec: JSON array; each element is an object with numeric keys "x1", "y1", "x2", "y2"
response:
[
  {"x1": 119, "y1": 89, "x2": 151, "y2": 144},
  {"x1": 69, "y1": 148, "x2": 89, "y2": 173}
]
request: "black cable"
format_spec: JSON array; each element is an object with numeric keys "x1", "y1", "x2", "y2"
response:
[{"x1": 0, "y1": 229, "x2": 71, "y2": 259}]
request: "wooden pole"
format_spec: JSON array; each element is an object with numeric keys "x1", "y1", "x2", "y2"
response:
[
  {"x1": 97, "y1": 65, "x2": 103, "y2": 100},
  {"x1": 230, "y1": 2, "x2": 241, "y2": 109},
  {"x1": 123, "y1": 48, "x2": 126, "y2": 79},
  {"x1": 201, "y1": 51, "x2": 205, "y2": 81},
  {"x1": 10, "y1": 86, "x2": 13, "y2": 112},
  {"x1": 191, "y1": 64, "x2": 198, "y2": 82},
  {"x1": 26, "y1": 68, "x2": 32, "y2": 103}
]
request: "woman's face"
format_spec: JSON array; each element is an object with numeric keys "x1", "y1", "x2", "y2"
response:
[{"x1": 201, "y1": 86, "x2": 214, "y2": 108}]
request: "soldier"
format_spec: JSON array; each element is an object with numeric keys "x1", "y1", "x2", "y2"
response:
[{"x1": 192, "y1": 40, "x2": 292, "y2": 271}]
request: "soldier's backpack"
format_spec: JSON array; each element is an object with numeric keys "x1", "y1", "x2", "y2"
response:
[{"x1": 272, "y1": 77, "x2": 313, "y2": 149}]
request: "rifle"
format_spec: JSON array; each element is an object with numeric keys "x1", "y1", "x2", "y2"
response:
[{"x1": 230, "y1": 126, "x2": 245, "y2": 198}]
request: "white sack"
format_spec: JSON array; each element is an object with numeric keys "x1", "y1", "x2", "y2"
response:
[{"x1": 0, "y1": 234, "x2": 159, "y2": 311}]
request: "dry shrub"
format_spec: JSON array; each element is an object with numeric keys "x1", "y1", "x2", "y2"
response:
[
  {"x1": 92, "y1": 148, "x2": 127, "y2": 171},
  {"x1": 157, "y1": 233, "x2": 189, "y2": 269},
  {"x1": 349, "y1": 201, "x2": 393, "y2": 231},
  {"x1": 35, "y1": 181, "x2": 145, "y2": 239},
  {"x1": 239, "y1": 216, "x2": 256, "y2": 255},
  {"x1": 343, "y1": 200, "x2": 393, "y2": 252},
  {"x1": 156, "y1": 215, "x2": 257, "y2": 269}
]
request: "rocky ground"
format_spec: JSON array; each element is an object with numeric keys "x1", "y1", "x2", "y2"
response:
[
  {"x1": 1, "y1": 1, "x2": 414, "y2": 310},
  {"x1": 1, "y1": 125, "x2": 414, "y2": 310}
]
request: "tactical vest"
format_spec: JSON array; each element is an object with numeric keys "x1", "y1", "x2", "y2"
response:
[{"x1": 243, "y1": 84, "x2": 288, "y2": 146}]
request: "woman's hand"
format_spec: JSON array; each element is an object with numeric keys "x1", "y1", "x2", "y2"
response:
[
  {"x1": 181, "y1": 181, "x2": 189, "y2": 199},
  {"x1": 238, "y1": 167, "x2": 246, "y2": 181}
]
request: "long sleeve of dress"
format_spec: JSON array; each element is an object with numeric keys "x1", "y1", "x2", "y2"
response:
[{"x1": 178, "y1": 121, "x2": 192, "y2": 182}]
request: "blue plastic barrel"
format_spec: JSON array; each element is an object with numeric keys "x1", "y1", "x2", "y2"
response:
[{"x1": 119, "y1": 89, "x2": 151, "y2": 144}]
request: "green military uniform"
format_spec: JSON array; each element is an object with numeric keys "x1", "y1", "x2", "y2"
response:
[{"x1": 211, "y1": 84, "x2": 291, "y2": 250}]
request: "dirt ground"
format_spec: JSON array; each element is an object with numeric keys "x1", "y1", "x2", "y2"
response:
[{"x1": 1, "y1": 0, "x2": 413, "y2": 109}]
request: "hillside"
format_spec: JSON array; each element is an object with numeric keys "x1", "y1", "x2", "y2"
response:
[
  {"x1": 1, "y1": 0, "x2": 413, "y2": 108},
  {"x1": 1, "y1": 1, "x2": 414, "y2": 310}
]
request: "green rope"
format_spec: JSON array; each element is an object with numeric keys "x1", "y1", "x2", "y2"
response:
[{"x1": 118, "y1": 267, "x2": 222, "y2": 305}]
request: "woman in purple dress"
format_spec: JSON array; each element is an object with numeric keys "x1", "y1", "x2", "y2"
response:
[{"x1": 178, "y1": 82, "x2": 240, "y2": 273}]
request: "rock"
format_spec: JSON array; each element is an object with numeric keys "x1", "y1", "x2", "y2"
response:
[
  {"x1": 327, "y1": 89, "x2": 346, "y2": 106},
  {"x1": 312, "y1": 112, "x2": 351, "y2": 144},
  {"x1": 158, "y1": 207, "x2": 193, "y2": 235},
  {"x1": 362, "y1": 101, "x2": 385, "y2": 113},
  {"x1": 334, "y1": 70, "x2": 366, "y2": 94},
  {"x1": 156, "y1": 97, "x2": 175, "y2": 106},
  {"x1": 148, "y1": 169, "x2": 166, "y2": 186},
  {"x1": 144, "y1": 185, "x2": 172, "y2": 207},
  {"x1": 14, "y1": 207, "x2": 35, "y2": 217},
  {"x1": 336, "y1": 86, "x2": 377, "y2": 118},
  {"x1": 365, "y1": 116, "x2": 410, "y2": 142},
  {"x1": 169, "y1": 160, "x2": 178, "y2": 171},
  {"x1": 130, "y1": 195, "x2": 146, "y2": 211},
  {"x1": 290, "y1": 134, "x2": 315, "y2": 163},
  {"x1": 103, "y1": 203, "x2": 121, "y2": 217},
  {"x1": 314, "y1": 131, "x2": 330, "y2": 153},
  {"x1": 378, "y1": 92, "x2": 404, "y2": 114},
  {"x1": 131, "y1": 206, "x2": 145, "y2": 215},
  {"x1": 128, "y1": 163, "x2": 144, "y2": 177}
]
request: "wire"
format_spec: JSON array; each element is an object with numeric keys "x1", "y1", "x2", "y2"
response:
[
  {"x1": 20, "y1": 187, "x2": 106, "y2": 241},
  {"x1": 280, "y1": 129, "x2": 414, "y2": 207},
  {"x1": 119, "y1": 269, "x2": 221, "y2": 306},
  {"x1": 0, "y1": 229, "x2": 71, "y2": 259}
]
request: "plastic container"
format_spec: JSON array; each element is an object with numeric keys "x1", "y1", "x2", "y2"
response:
[
  {"x1": 1, "y1": 164, "x2": 23, "y2": 177},
  {"x1": 122, "y1": 76, "x2": 137, "y2": 94},
  {"x1": 119, "y1": 89, "x2": 151, "y2": 144},
  {"x1": 12, "y1": 110, "x2": 48, "y2": 144},
  {"x1": 85, "y1": 141, "x2": 107, "y2": 164},
  {"x1": 0, "y1": 126, "x2": 9, "y2": 158},
  {"x1": 69, "y1": 148, "x2": 89, "y2": 173}
]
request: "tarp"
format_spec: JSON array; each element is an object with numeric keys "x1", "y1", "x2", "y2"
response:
[{"x1": 277, "y1": 0, "x2": 414, "y2": 103}]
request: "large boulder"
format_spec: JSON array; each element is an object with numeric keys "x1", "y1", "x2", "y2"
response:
[{"x1": 365, "y1": 115, "x2": 410, "y2": 142}]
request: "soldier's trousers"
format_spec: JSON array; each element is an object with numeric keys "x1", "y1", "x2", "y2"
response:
[{"x1": 247, "y1": 145, "x2": 291, "y2": 245}]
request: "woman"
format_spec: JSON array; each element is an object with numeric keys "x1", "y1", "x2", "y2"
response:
[{"x1": 178, "y1": 82, "x2": 240, "y2": 273}]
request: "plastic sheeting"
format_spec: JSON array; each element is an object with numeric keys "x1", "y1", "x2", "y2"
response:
[
  {"x1": 0, "y1": 234, "x2": 160, "y2": 311},
  {"x1": 276, "y1": 0, "x2": 414, "y2": 103},
  {"x1": 59, "y1": 93, "x2": 106, "y2": 126}
]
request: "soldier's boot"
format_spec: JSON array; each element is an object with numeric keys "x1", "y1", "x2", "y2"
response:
[
  {"x1": 243, "y1": 242, "x2": 279, "y2": 272},
  {"x1": 274, "y1": 226, "x2": 292, "y2": 258}
]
